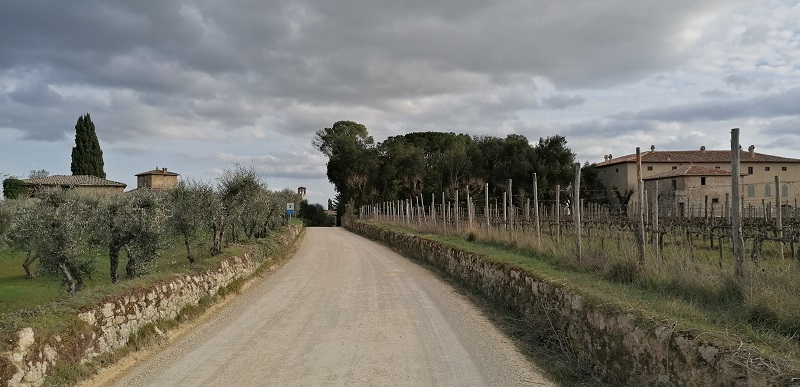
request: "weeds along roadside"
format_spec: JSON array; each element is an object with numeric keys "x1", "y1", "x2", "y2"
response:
[{"x1": 366, "y1": 219, "x2": 800, "y2": 366}]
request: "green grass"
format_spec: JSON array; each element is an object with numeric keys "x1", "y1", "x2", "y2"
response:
[
  {"x1": 0, "y1": 234, "x2": 256, "y2": 315},
  {"x1": 0, "y1": 231, "x2": 288, "y2": 355},
  {"x1": 365, "y1": 221, "x2": 800, "y2": 369},
  {"x1": 0, "y1": 251, "x2": 63, "y2": 312},
  {"x1": 0, "y1": 227, "x2": 301, "y2": 387}
]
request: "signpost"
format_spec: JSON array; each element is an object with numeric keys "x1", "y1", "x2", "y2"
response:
[{"x1": 286, "y1": 202, "x2": 295, "y2": 224}]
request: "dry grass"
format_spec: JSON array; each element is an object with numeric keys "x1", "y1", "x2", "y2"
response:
[{"x1": 380, "y1": 217, "x2": 800, "y2": 352}]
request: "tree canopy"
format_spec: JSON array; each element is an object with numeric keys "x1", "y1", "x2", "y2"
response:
[
  {"x1": 313, "y1": 121, "x2": 378, "y2": 217},
  {"x1": 71, "y1": 113, "x2": 106, "y2": 178},
  {"x1": 314, "y1": 122, "x2": 584, "y2": 208},
  {"x1": 2, "y1": 178, "x2": 26, "y2": 199}
]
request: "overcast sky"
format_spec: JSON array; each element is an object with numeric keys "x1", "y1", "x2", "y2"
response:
[{"x1": 1, "y1": 0, "x2": 798, "y2": 203}]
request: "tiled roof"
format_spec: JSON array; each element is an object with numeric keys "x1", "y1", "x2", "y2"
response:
[
  {"x1": 22, "y1": 175, "x2": 127, "y2": 187},
  {"x1": 597, "y1": 150, "x2": 800, "y2": 167},
  {"x1": 644, "y1": 165, "x2": 739, "y2": 180},
  {"x1": 136, "y1": 168, "x2": 179, "y2": 176}
]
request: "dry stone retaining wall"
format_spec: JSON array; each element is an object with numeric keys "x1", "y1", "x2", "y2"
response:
[
  {"x1": 348, "y1": 222, "x2": 799, "y2": 386},
  {"x1": 2, "y1": 226, "x2": 301, "y2": 387}
]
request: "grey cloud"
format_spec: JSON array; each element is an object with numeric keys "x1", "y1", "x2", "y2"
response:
[
  {"x1": 739, "y1": 23, "x2": 771, "y2": 45},
  {"x1": 759, "y1": 117, "x2": 800, "y2": 137},
  {"x1": 7, "y1": 80, "x2": 63, "y2": 106},
  {"x1": 724, "y1": 74, "x2": 774, "y2": 91},
  {"x1": 725, "y1": 74, "x2": 753, "y2": 87},
  {"x1": 0, "y1": 0, "x2": 776, "y2": 161},
  {"x1": 543, "y1": 94, "x2": 585, "y2": 110},
  {"x1": 193, "y1": 151, "x2": 328, "y2": 181},
  {"x1": 700, "y1": 89, "x2": 734, "y2": 98},
  {"x1": 763, "y1": 136, "x2": 800, "y2": 150},
  {"x1": 631, "y1": 86, "x2": 800, "y2": 122},
  {"x1": 559, "y1": 118, "x2": 660, "y2": 138},
  {"x1": 2, "y1": 0, "x2": 735, "y2": 101}
]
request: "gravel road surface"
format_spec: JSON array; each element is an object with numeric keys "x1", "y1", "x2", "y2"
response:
[{"x1": 104, "y1": 227, "x2": 553, "y2": 386}]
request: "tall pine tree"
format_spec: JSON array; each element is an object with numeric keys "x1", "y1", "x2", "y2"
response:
[{"x1": 70, "y1": 113, "x2": 106, "y2": 178}]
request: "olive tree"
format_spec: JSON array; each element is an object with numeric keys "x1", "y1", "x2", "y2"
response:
[
  {"x1": 30, "y1": 192, "x2": 96, "y2": 294},
  {"x1": 3, "y1": 198, "x2": 44, "y2": 277},
  {"x1": 91, "y1": 191, "x2": 166, "y2": 282},
  {"x1": 167, "y1": 178, "x2": 216, "y2": 263},
  {"x1": 217, "y1": 164, "x2": 263, "y2": 245},
  {"x1": 122, "y1": 190, "x2": 168, "y2": 278}
]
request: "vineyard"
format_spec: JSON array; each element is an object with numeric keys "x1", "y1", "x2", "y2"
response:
[{"x1": 358, "y1": 188, "x2": 800, "y2": 349}]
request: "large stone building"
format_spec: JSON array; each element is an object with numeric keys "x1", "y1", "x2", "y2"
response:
[
  {"x1": 595, "y1": 145, "x2": 800, "y2": 213},
  {"x1": 21, "y1": 175, "x2": 127, "y2": 196},
  {"x1": 135, "y1": 167, "x2": 179, "y2": 191}
]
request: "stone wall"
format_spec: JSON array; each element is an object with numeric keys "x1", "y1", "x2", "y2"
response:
[
  {"x1": 1, "y1": 226, "x2": 302, "y2": 387},
  {"x1": 348, "y1": 222, "x2": 799, "y2": 386}
]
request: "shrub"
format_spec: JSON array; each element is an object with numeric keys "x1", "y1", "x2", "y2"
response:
[
  {"x1": 2, "y1": 178, "x2": 26, "y2": 199},
  {"x1": 606, "y1": 260, "x2": 638, "y2": 284}
]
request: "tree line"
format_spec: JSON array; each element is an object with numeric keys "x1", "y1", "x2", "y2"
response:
[
  {"x1": 0, "y1": 165, "x2": 301, "y2": 294},
  {"x1": 313, "y1": 121, "x2": 608, "y2": 217}
]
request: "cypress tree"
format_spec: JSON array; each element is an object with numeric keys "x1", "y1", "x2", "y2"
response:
[{"x1": 70, "y1": 113, "x2": 106, "y2": 178}]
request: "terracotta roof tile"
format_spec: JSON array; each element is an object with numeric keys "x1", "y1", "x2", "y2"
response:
[
  {"x1": 644, "y1": 165, "x2": 741, "y2": 180},
  {"x1": 22, "y1": 175, "x2": 127, "y2": 187},
  {"x1": 597, "y1": 150, "x2": 800, "y2": 167},
  {"x1": 135, "y1": 168, "x2": 179, "y2": 177}
]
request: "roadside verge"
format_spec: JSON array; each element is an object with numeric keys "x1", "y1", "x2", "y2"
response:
[
  {"x1": 348, "y1": 221, "x2": 800, "y2": 386},
  {"x1": 1, "y1": 225, "x2": 303, "y2": 387}
]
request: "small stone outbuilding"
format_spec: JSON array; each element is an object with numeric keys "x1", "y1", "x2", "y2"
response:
[{"x1": 135, "y1": 167, "x2": 179, "y2": 191}]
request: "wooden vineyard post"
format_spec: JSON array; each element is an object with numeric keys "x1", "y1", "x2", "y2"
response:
[
  {"x1": 442, "y1": 193, "x2": 446, "y2": 232},
  {"x1": 526, "y1": 199, "x2": 530, "y2": 222},
  {"x1": 485, "y1": 183, "x2": 490, "y2": 230},
  {"x1": 534, "y1": 173, "x2": 541, "y2": 245},
  {"x1": 432, "y1": 193, "x2": 436, "y2": 227},
  {"x1": 654, "y1": 180, "x2": 660, "y2": 260},
  {"x1": 508, "y1": 179, "x2": 513, "y2": 231},
  {"x1": 555, "y1": 185, "x2": 561, "y2": 243},
  {"x1": 574, "y1": 162, "x2": 582, "y2": 262},
  {"x1": 725, "y1": 193, "x2": 730, "y2": 222},
  {"x1": 636, "y1": 147, "x2": 646, "y2": 264},
  {"x1": 776, "y1": 175, "x2": 784, "y2": 259},
  {"x1": 415, "y1": 195, "x2": 420, "y2": 225},
  {"x1": 503, "y1": 191, "x2": 507, "y2": 230},
  {"x1": 420, "y1": 194, "x2": 425, "y2": 223},
  {"x1": 455, "y1": 190, "x2": 460, "y2": 233},
  {"x1": 467, "y1": 190, "x2": 472, "y2": 230},
  {"x1": 731, "y1": 128, "x2": 744, "y2": 278}
]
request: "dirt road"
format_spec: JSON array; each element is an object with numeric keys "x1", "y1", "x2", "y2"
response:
[{"x1": 104, "y1": 228, "x2": 553, "y2": 386}]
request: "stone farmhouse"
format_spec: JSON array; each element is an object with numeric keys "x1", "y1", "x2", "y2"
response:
[
  {"x1": 134, "y1": 167, "x2": 179, "y2": 191},
  {"x1": 642, "y1": 165, "x2": 746, "y2": 217},
  {"x1": 20, "y1": 175, "x2": 127, "y2": 196},
  {"x1": 595, "y1": 145, "x2": 800, "y2": 215}
]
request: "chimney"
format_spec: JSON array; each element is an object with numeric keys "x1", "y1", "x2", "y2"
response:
[
  {"x1": 162, "y1": 167, "x2": 167, "y2": 173},
  {"x1": 603, "y1": 155, "x2": 609, "y2": 162},
  {"x1": 700, "y1": 146, "x2": 706, "y2": 152},
  {"x1": 609, "y1": 153, "x2": 612, "y2": 159},
  {"x1": 748, "y1": 145, "x2": 755, "y2": 157},
  {"x1": 650, "y1": 145, "x2": 655, "y2": 152}
]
